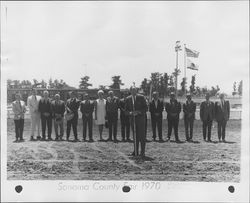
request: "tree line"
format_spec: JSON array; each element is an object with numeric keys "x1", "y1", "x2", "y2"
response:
[{"x1": 7, "y1": 75, "x2": 243, "y2": 97}]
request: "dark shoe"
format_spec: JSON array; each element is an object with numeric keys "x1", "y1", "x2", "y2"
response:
[
  {"x1": 153, "y1": 137, "x2": 156, "y2": 142},
  {"x1": 13, "y1": 139, "x2": 18, "y2": 143},
  {"x1": 126, "y1": 138, "x2": 132, "y2": 142},
  {"x1": 207, "y1": 139, "x2": 212, "y2": 142},
  {"x1": 114, "y1": 139, "x2": 119, "y2": 143},
  {"x1": 89, "y1": 139, "x2": 94, "y2": 142},
  {"x1": 159, "y1": 139, "x2": 164, "y2": 143},
  {"x1": 107, "y1": 138, "x2": 113, "y2": 142},
  {"x1": 20, "y1": 138, "x2": 25, "y2": 142},
  {"x1": 74, "y1": 138, "x2": 80, "y2": 142},
  {"x1": 55, "y1": 137, "x2": 59, "y2": 141},
  {"x1": 41, "y1": 137, "x2": 46, "y2": 141},
  {"x1": 140, "y1": 154, "x2": 146, "y2": 159},
  {"x1": 222, "y1": 139, "x2": 226, "y2": 143},
  {"x1": 48, "y1": 137, "x2": 53, "y2": 141},
  {"x1": 121, "y1": 138, "x2": 126, "y2": 142},
  {"x1": 37, "y1": 136, "x2": 41, "y2": 140},
  {"x1": 30, "y1": 136, "x2": 35, "y2": 141},
  {"x1": 82, "y1": 138, "x2": 86, "y2": 142},
  {"x1": 175, "y1": 139, "x2": 181, "y2": 143},
  {"x1": 166, "y1": 137, "x2": 170, "y2": 142}
]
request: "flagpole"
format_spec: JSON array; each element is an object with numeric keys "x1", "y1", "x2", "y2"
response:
[{"x1": 184, "y1": 44, "x2": 187, "y2": 95}]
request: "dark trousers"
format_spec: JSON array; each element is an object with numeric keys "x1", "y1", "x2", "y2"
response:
[
  {"x1": 202, "y1": 120, "x2": 213, "y2": 141},
  {"x1": 120, "y1": 114, "x2": 130, "y2": 140},
  {"x1": 151, "y1": 115, "x2": 162, "y2": 140},
  {"x1": 14, "y1": 119, "x2": 24, "y2": 140},
  {"x1": 145, "y1": 114, "x2": 147, "y2": 138},
  {"x1": 217, "y1": 119, "x2": 227, "y2": 140},
  {"x1": 41, "y1": 116, "x2": 52, "y2": 139},
  {"x1": 131, "y1": 115, "x2": 146, "y2": 156},
  {"x1": 67, "y1": 114, "x2": 78, "y2": 140},
  {"x1": 107, "y1": 113, "x2": 118, "y2": 140},
  {"x1": 167, "y1": 118, "x2": 179, "y2": 141},
  {"x1": 82, "y1": 116, "x2": 93, "y2": 140},
  {"x1": 184, "y1": 118, "x2": 194, "y2": 140}
]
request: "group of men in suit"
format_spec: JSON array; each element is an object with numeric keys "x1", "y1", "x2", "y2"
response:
[{"x1": 12, "y1": 87, "x2": 231, "y2": 157}]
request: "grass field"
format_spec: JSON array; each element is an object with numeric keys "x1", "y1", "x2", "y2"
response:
[{"x1": 7, "y1": 118, "x2": 241, "y2": 182}]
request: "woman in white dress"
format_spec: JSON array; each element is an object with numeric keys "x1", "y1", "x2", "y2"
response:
[{"x1": 95, "y1": 90, "x2": 106, "y2": 141}]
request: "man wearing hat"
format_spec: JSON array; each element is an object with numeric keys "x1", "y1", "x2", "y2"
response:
[
  {"x1": 200, "y1": 93, "x2": 214, "y2": 142},
  {"x1": 66, "y1": 91, "x2": 80, "y2": 141},
  {"x1": 125, "y1": 86, "x2": 148, "y2": 157},
  {"x1": 215, "y1": 93, "x2": 230, "y2": 142},
  {"x1": 149, "y1": 91, "x2": 164, "y2": 142},
  {"x1": 51, "y1": 94, "x2": 65, "y2": 141},
  {"x1": 183, "y1": 93, "x2": 196, "y2": 142},
  {"x1": 80, "y1": 93, "x2": 95, "y2": 142},
  {"x1": 165, "y1": 92, "x2": 181, "y2": 142}
]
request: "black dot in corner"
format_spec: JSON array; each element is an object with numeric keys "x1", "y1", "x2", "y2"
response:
[
  {"x1": 122, "y1": 185, "x2": 131, "y2": 193},
  {"x1": 15, "y1": 185, "x2": 23, "y2": 193},
  {"x1": 228, "y1": 185, "x2": 235, "y2": 193}
]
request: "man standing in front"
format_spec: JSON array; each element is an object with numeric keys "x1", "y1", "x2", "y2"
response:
[
  {"x1": 38, "y1": 90, "x2": 53, "y2": 141},
  {"x1": 106, "y1": 91, "x2": 119, "y2": 142},
  {"x1": 215, "y1": 93, "x2": 230, "y2": 142},
  {"x1": 119, "y1": 92, "x2": 131, "y2": 142},
  {"x1": 27, "y1": 88, "x2": 41, "y2": 141},
  {"x1": 149, "y1": 91, "x2": 164, "y2": 142},
  {"x1": 51, "y1": 94, "x2": 65, "y2": 141},
  {"x1": 66, "y1": 91, "x2": 80, "y2": 141},
  {"x1": 165, "y1": 92, "x2": 181, "y2": 142},
  {"x1": 183, "y1": 93, "x2": 196, "y2": 142},
  {"x1": 200, "y1": 93, "x2": 214, "y2": 142},
  {"x1": 80, "y1": 93, "x2": 95, "y2": 142},
  {"x1": 125, "y1": 86, "x2": 147, "y2": 158}
]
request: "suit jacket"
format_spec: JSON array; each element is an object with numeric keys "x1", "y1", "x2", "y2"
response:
[
  {"x1": 119, "y1": 98, "x2": 126, "y2": 117},
  {"x1": 200, "y1": 101, "x2": 214, "y2": 121},
  {"x1": 66, "y1": 98, "x2": 80, "y2": 115},
  {"x1": 12, "y1": 100, "x2": 26, "y2": 120},
  {"x1": 38, "y1": 98, "x2": 53, "y2": 118},
  {"x1": 106, "y1": 96, "x2": 119, "y2": 114},
  {"x1": 51, "y1": 100, "x2": 65, "y2": 118},
  {"x1": 80, "y1": 100, "x2": 95, "y2": 117},
  {"x1": 125, "y1": 94, "x2": 147, "y2": 116},
  {"x1": 215, "y1": 100, "x2": 230, "y2": 121},
  {"x1": 27, "y1": 95, "x2": 41, "y2": 114},
  {"x1": 183, "y1": 100, "x2": 196, "y2": 120},
  {"x1": 165, "y1": 99, "x2": 181, "y2": 120},
  {"x1": 149, "y1": 99, "x2": 164, "y2": 118}
]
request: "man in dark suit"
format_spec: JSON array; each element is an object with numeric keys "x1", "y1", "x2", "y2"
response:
[
  {"x1": 125, "y1": 86, "x2": 148, "y2": 157},
  {"x1": 38, "y1": 90, "x2": 53, "y2": 141},
  {"x1": 51, "y1": 94, "x2": 65, "y2": 141},
  {"x1": 215, "y1": 93, "x2": 230, "y2": 142},
  {"x1": 106, "y1": 91, "x2": 119, "y2": 142},
  {"x1": 80, "y1": 93, "x2": 95, "y2": 142},
  {"x1": 66, "y1": 91, "x2": 80, "y2": 141},
  {"x1": 165, "y1": 92, "x2": 181, "y2": 142},
  {"x1": 119, "y1": 92, "x2": 131, "y2": 142},
  {"x1": 200, "y1": 93, "x2": 214, "y2": 142},
  {"x1": 149, "y1": 91, "x2": 164, "y2": 142},
  {"x1": 183, "y1": 93, "x2": 196, "y2": 142}
]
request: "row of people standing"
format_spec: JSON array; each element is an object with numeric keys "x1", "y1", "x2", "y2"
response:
[{"x1": 12, "y1": 88, "x2": 230, "y2": 145}]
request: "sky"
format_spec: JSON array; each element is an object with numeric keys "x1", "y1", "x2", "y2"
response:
[{"x1": 1, "y1": 1, "x2": 249, "y2": 94}]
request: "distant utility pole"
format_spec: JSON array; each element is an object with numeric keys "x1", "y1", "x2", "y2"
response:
[{"x1": 175, "y1": 41, "x2": 182, "y2": 95}]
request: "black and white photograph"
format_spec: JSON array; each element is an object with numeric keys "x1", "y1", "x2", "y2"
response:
[{"x1": 1, "y1": 1, "x2": 249, "y2": 202}]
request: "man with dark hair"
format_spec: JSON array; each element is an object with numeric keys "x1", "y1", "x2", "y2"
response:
[
  {"x1": 38, "y1": 90, "x2": 53, "y2": 141},
  {"x1": 66, "y1": 91, "x2": 80, "y2": 141},
  {"x1": 149, "y1": 91, "x2": 164, "y2": 142},
  {"x1": 200, "y1": 93, "x2": 214, "y2": 142},
  {"x1": 125, "y1": 86, "x2": 148, "y2": 157},
  {"x1": 215, "y1": 93, "x2": 230, "y2": 142},
  {"x1": 183, "y1": 93, "x2": 196, "y2": 142},
  {"x1": 165, "y1": 92, "x2": 181, "y2": 142},
  {"x1": 80, "y1": 93, "x2": 95, "y2": 142},
  {"x1": 119, "y1": 92, "x2": 131, "y2": 142},
  {"x1": 106, "y1": 91, "x2": 119, "y2": 142}
]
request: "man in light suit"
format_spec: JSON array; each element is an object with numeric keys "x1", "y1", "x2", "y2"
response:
[
  {"x1": 149, "y1": 91, "x2": 164, "y2": 142},
  {"x1": 215, "y1": 93, "x2": 230, "y2": 142},
  {"x1": 27, "y1": 88, "x2": 41, "y2": 141},
  {"x1": 51, "y1": 94, "x2": 65, "y2": 141},
  {"x1": 183, "y1": 93, "x2": 196, "y2": 142},
  {"x1": 200, "y1": 93, "x2": 214, "y2": 142},
  {"x1": 125, "y1": 86, "x2": 148, "y2": 157},
  {"x1": 12, "y1": 93, "x2": 26, "y2": 142}
]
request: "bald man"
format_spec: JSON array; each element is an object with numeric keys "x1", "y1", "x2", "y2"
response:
[
  {"x1": 38, "y1": 90, "x2": 53, "y2": 141},
  {"x1": 51, "y1": 94, "x2": 65, "y2": 141}
]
